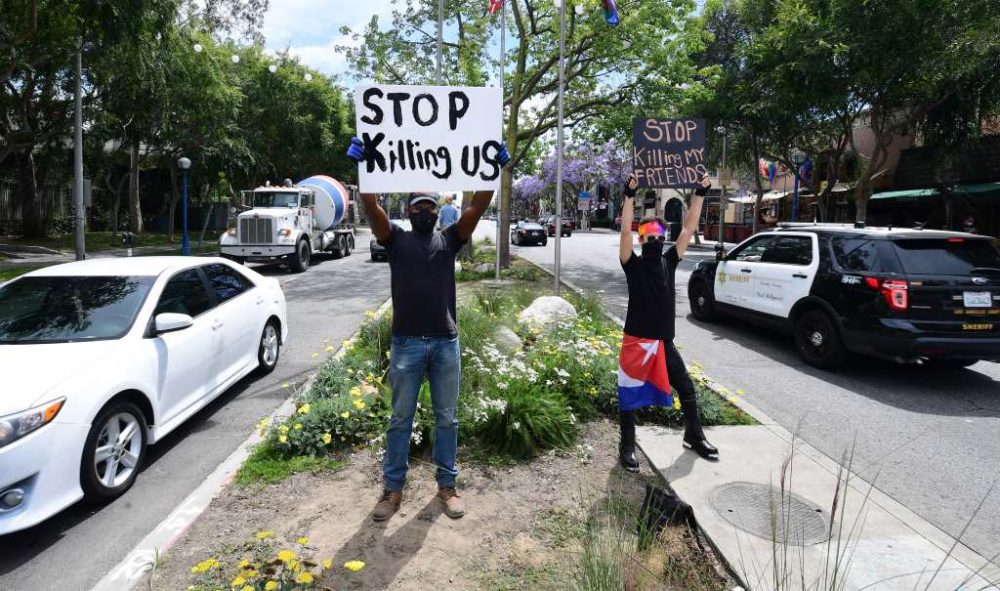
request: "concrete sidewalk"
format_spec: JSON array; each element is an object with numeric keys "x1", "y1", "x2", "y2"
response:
[{"x1": 638, "y1": 415, "x2": 1000, "y2": 590}]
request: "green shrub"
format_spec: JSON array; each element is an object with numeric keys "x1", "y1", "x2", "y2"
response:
[{"x1": 477, "y1": 382, "x2": 578, "y2": 459}]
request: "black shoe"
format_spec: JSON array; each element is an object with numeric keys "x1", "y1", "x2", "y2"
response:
[
  {"x1": 619, "y1": 443, "x2": 640, "y2": 473},
  {"x1": 683, "y1": 437, "x2": 719, "y2": 461}
]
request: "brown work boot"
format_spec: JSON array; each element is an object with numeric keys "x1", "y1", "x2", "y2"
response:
[
  {"x1": 436, "y1": 486, "x2": 465, "y2": 519},
  {"x1": 373, "y1": 489, "x2": 402, "y2": 522}
]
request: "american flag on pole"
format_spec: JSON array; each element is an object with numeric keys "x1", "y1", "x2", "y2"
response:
[{"x1": 488, "y1": 0, "x2": 505, "y2": 15}]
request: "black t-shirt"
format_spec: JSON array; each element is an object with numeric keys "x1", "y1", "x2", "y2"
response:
[
  {"x1": 384, "y1": 223, "x2": 466, "y2": 337},
  {"x1": 622, "y1": 246, "x2": 681, "y2": 341}
]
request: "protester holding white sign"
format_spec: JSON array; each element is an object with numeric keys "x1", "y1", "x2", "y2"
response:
[
  {"x1": 345, "y1": 84, "x2": 509, "y2": 522},
  {"x1": 354, "y1": 84, "x2": 504, "y2": 193}
]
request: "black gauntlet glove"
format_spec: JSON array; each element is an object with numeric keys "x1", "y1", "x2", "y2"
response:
[{"x1": 623, "y1": 182, "x2": 638, "y2": 198}]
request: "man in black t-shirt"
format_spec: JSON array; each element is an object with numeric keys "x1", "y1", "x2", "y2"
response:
[
  {"x1": 617, "y1": 174, "x2": 719, "y2": 472},
  {"x1": 347, "y1": 137, "x2": 510, "y2": 522}
]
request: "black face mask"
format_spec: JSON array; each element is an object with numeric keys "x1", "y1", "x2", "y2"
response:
[
  {"x1": 641, "y1": 240, "x2": 664, "y2": 261},
  {"x1": 411, "y1": 210, "x2": 437, "y2": 233}
]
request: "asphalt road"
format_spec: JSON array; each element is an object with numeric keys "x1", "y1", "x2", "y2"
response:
[
  {"x1": 0, "y1": 230, "x2": 392, "y2": 591},
  {"x1": 497, "y1": 223, "x2": 1000, "y2": 565}
]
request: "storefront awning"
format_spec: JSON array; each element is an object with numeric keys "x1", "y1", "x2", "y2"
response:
[
  {"x1": 871, "y1": 182, "x2": 1000, "y2": 201},
  {"x1": 729, "y1": 189, "x2": 816, "y2": 204}
]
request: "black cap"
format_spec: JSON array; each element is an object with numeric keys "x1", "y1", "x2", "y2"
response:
[{"x1": 408, "y1": 193, "x2": 438, "y2": 207}]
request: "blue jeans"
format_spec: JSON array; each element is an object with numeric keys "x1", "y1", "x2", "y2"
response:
[{"x1": 383, "y1": 336, "x2": 461, "y2": 491}]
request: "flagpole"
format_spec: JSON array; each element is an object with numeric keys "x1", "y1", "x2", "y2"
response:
[
  {"x1": 436, "y1": 0, "x2": 444, "y2": 84},
  {"x1": 495, "y1": 0, "x2": 506, "y2": 281},
  {"x1": 554, "y1": 0, "x2": 566, "y2": 296}
]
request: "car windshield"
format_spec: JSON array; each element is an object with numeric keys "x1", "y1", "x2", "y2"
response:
[
  {"x1": 252, "y1": 191, "x2": 300, "y2": 208},
  {"x1": 891, "y1": 238, "x2": 1000, "y2": 276},
  {"x1": 0, "y1": 275, "x2": 156, "y2": 344}
]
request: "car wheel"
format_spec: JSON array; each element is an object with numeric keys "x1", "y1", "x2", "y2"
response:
[
  {"x1": 541, "y1": 238, "x2": 548, "y2": 247},
  {"x1": 794, "y1": 310, "x2": 846, "y2": 369},
  {"x1": 289, "y1": 239, "x2": 310, "y2": 272},
  {"x1": 688, "y1": 280, "x2": 716, "y2": 321},
  {"x1": 257, "y1": 320, "x2": 281, "y2": 374},
  {"x1": 81, "y1": 401, "x2": 148, "y2": 503}
]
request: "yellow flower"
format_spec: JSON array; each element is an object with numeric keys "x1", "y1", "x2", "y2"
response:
[
  {"x1": 326, "y1": 345, "x2": 335, "y2": 353},
  {"x1": 245, "y1": 570, "x2": 258, "y2": 578},
  {"x1": 342, "y1": 340, "x2": 353, "y2": 349},
  {"x1": 241, "y1": 587, "x2": 253, "y2": 591},
  {"x1": 232, "y1": 575, "x2": 246, "y2": 587},
  {"x1": 727, "y1": 396, "x2": 740, "y2": 404},
  {"x1": 279, "y1": 425, "x2": 289, "y2": 434},
  {"x1": 322, "y1": 558, "x2": 333, "y2": 570},
  {"x1": 281, "y1": 383, "x2": 290, "y2": 389},
  {"x1": 344, "y1": 560, "x2": 366, "y2": 572},
  {"x1": 312, "y1": 353, "x2": 319, "y2": 359},
  {"x1": 673, "y1": 397, "x2": 681, "y2": 410},
  {"x1": 298, "y1": 403, "x2": 311, "y2": 414},
  {"x1": 279, "y1": 435, "x2": 288, "y2": 444},
  {"x1": 256, "y1": 530, "x2": 274, "y2": 540},
  {"x1": 322, "y1": 433, "x2": 332, "y2": 444},
  {"x1": 295, "y1": 572, "x2": 315, "y2": 584},
  {"x1": 294, "y1": 423, "x2": 303, "y2": 431},
  {"x1": 353, "y1": 399, "x2": 366, "y2": 411},
  {"x1": 287, "y1": 558, "x2": 301, "y2": 572},
  {"x1": 736, "y1": 389, "x2": 745, "y2": 395},
  {"x1": 297, "y1": 536, "x2": 309, "y2": 545},
  {"x1": 238, "y1": 559, "x2": 251, "y2": 569},
  {"x1": 364, "y1": 310, "x2": 377, "y2": 318},
  {"x1": 277, "y1": 549, "x2": 297, "y2": 563},
  {"x1": 349, "y1": 386, "x2": 362, "y2": 398},
  {"x1": 264, "y1": 582, "x2": 279, "y2": 591}
]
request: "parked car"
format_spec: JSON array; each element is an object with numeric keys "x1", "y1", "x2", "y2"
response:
[
  {"x1": 687, "y1": 224, "x2": 1000, "y2": 369},
  {"x1": 511, "y1": 221, "x2": 548, "y2": 246},
  {"x1": 542, "y1": 217, "x2": 574, "y2": 237},
  {"x1": 0, "y1": 257, "x2": 287, "y2": 534},
  {"x1": 370, "y1": 220, "x2": 406, "y2": 261}
]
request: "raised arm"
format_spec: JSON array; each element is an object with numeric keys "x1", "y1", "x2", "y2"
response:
[
  {"x1": 360, "y1": 193, "x2": 392, "y2": 244},
  {"x1": 675, "y1": 176, "x2": 711, "y2": 259},
  {"x1": 347, "y1": 137, "x2": 392, "y2": 244},
  {"x1": 620, "y1": 175, "x2": 638, "y2": 264}
]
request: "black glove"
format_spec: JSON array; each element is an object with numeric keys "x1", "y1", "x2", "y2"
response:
[
  {"x1": 623, "y1": 181, "x2": 638, "y2": 198},
  {"x1": 694, "y1": 178, "x2": 711, "y2": 197}
]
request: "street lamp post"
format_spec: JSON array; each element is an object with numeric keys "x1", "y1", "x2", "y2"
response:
[
  {"x1": 791, "y1": 151, "x2": 806, "y2": 222},
  {"x1": 178, "y1": 157, "x2": 192, "y2": 256}
]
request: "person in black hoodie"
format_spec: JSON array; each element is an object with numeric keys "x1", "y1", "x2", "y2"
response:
[{"x1": 617, "y1": 174, "x2": 719, "y2": 472}]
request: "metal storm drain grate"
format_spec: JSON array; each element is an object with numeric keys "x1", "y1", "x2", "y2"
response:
[{"x1": 709, "y1": 482, "x2": 829, "y2": 546}]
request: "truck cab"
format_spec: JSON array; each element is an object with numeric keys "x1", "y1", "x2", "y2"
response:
[{"x1": 219, "y1": 181, "x2": 355, "y2": 273}]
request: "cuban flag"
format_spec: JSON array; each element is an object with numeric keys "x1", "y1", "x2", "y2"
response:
[{"x1": 617, "y1": 335, "x2": 672, "y2": 411}]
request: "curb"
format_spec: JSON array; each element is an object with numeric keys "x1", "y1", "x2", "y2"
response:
[{"x1": 91, "y1": 296, "x2": 394, "y2": 591}]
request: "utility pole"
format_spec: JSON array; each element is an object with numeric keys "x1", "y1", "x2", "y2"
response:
[
  {"x1": 553, "y1": 0, "x2": 566, "y2": 295},
  {"x1": 436, "y1": 0, "x2": 444, "y2": 84},
  {"x1": 495, "y1": 0, "x2": 506, "y2": 281},
  {"x1": 73, "y1": 42, "x2": 86, "y2": 261}
]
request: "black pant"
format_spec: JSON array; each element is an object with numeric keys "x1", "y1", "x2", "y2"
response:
[{"x1": 620, "y1": 340, "x2": 704, "y2": 446}]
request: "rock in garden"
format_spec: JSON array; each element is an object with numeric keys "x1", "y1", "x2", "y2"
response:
[
  {"x1": 474, "y1": 263, "x2": 492, "y2": 273},
  {"x1": 492, "y1": 326, "x2": 523, "y2": 353},
  {"x1": 518, "y1": 296, "x2": 577, "y2": 330}
]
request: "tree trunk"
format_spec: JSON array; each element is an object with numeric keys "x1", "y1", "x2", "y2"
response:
[
  {"x1": 749, "y1": 128, "x2": 765, "y2": 234},
  {"x1": 14, "y1": 151, "x2": 44, "y2": 239},
  {"x1": 129, "y1": 141, "x2": 143, "y2": 234},
  {"x1": 499, "y1": 159, "x2": 514, "y2": 268}
]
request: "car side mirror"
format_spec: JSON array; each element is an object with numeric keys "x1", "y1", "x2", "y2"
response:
[
  {"x1": 714, "y1": 242, "x2": 726, "y2": 262},
  {"x1": 155, "y1": 313, "x2": 194, "y2": 335}
]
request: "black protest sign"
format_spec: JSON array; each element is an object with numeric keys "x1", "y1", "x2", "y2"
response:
[{"x1": 631, "y1": 118, "x2": 708, "y2": 189}]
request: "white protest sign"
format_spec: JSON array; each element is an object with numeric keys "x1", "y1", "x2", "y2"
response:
[{"x1": 354, "y1": 84, "x2": 503, "y2": 193}]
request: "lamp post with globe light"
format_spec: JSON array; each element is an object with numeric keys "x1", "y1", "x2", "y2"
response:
[
  {"x1": 792, "y1": 151, "x2": 806, "y2": 222},
  {"x1": 178, "y1": 157, "x2": 192, "y2": 255}
]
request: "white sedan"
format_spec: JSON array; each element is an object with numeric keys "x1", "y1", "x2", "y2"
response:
[{"x1": 0, "y1": 257, "x2": 287, "y2": 535}]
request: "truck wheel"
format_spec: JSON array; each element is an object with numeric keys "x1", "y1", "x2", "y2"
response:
[
  {"x1": 794, "y1": 310, "x2": 846, "y2": 369},
  {"x1": 343, "y1": 235, "x2": 352, "y2": 256},
  {"x1": 289, "y1": 239, "x2": 310, "y2": 273},
  {"x1": 347, "y1": 235, "x2": 355, "y2": 253}
]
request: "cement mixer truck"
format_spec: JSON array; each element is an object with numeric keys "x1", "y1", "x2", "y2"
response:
[{"x1": 219, "y1": 175, "x2": 357, "y2": 273}]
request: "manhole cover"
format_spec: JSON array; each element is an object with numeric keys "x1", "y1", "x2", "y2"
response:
[{"x1": 710, "y1": 482, "x2": 829, "y2": 546}]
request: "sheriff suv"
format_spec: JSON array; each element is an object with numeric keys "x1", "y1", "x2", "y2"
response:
[{"x1": 687, "y1": 224, "x2": 1000, "y2": 369}]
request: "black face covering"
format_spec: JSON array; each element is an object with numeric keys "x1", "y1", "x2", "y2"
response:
[
  {"x1": 411, "y1": 210, "x2": 437, "y2": 233},
  {"x1": 641, "y1": 240, "x2": 665, "y2": 276}
]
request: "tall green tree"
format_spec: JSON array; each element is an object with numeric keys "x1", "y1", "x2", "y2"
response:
[{"x1": 340, "y1": 0, "x2": 701, "y2": 266}]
